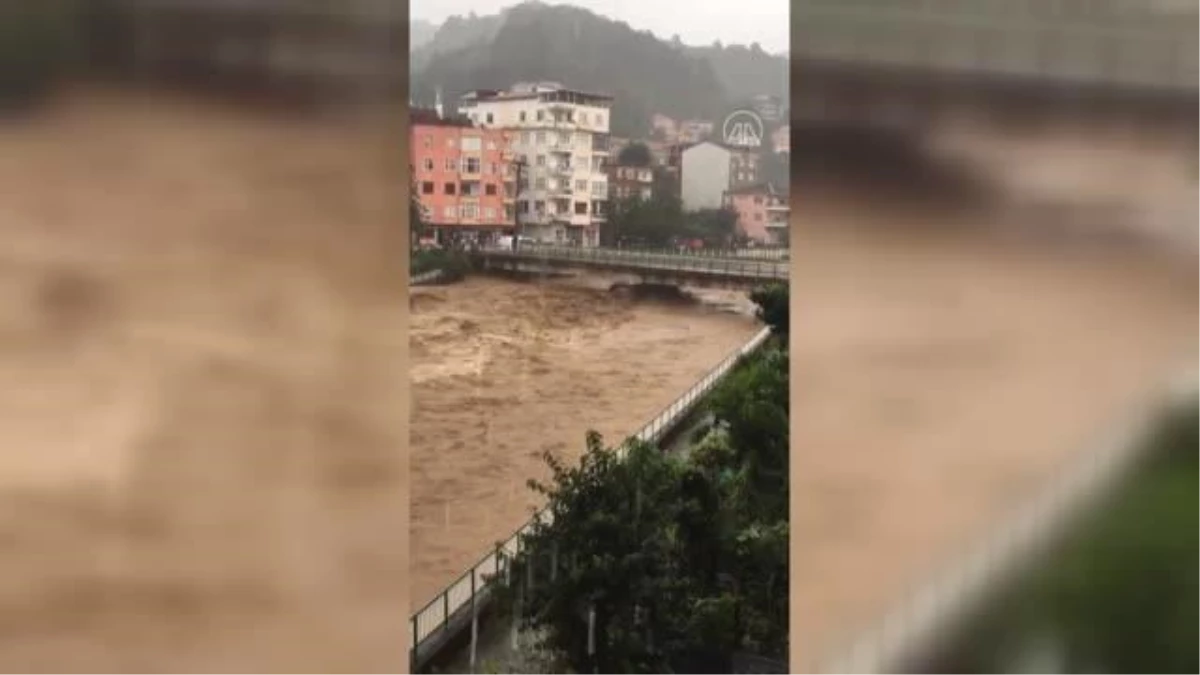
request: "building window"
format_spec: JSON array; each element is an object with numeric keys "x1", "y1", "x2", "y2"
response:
[
  {"x1": 485, "y1": 183, "x2": 498, "y2": 196},
  {"x1": 421, "y1": 181, "x2": 434, "y2": 194},
  {"x1": 580, "y1": 112, "x2": 589, "y2": 125},
  {"x1": 521, "y1": 131, "x2": 531, "y2": 145},
  {"x1": 443, "y1": 205, "x2": 455, "y2": 219},
  {"x1": 575, "y1": 179, "x2": 588, "y2": 191},
  {"x1": 536, "y1": 110, "x2": 545, "y2": 121},
  {"x1": 486, "y1": 113, "x2": 494, "y2": 124},
  {"x1": 464, "y1": 157, "x2": 481, "y2": 173},
  {"x1": 486, "y1": 140, "x2": 496, "y2": 150},
  {"x1": 558, "y1": 131, "x2": 571, "y2": 145},
  {"x1": 535, "y1": 131, "x2": 546, "y2": 145},
  {"x1": 490, "y1": 162, "x2": 499, "y2": 175},
  {"x1": 534, "y1": 200, "x2": 545, "y2": 213},
  {"x1": 535, "y1": 177, "x2": 547, "y2": 190},
  {"x1": 596, "y1": 113, "x2": 604, "y2": 127},
  {"x1": 754, "y1": 196, "x2": 763, "y2": 205},
  {"x1": 591, "y1": 157, "x2": 604, "y2": 172},
  {"x1": 483, "y1": 207, "x2": 495, "y2": 221},
  {"x1": 754, "y1": 212, "x2": 763, "y2": 221},
  {"x1": 591, "y1": 181, "x2": 605, "y2": 196},
  {"x1": 461, "y1": 203, "x2": 478, "y2": 219},
  {"x1": 574, "y1": 202, "x2": 588, "y2": 215},
  {"x1": 518, "y1": 200, "x2": 530, "y2": 214},
  {"x1": 445, "y1": 158, "x2": 457, "y2": 171},
  {"x1": 536, "y1": 155, "x2": 546, "y2": 167},
  {"x1": 444, "y1": 182, "x2": 456, "y2": 195},
  {"x1": 447, "y1": 137, "x2": 456, "y2": 148},
  {"x1": 461, "y1": 137, "x2": 482, "y2": 152},
  {"x1": 422, "y1": 158, "x2": 434, "y2": 171},
  {"x1": 519, "y1": 111, "x2": 527, "y2": 122}
]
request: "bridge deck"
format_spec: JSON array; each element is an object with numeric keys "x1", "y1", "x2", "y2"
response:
[{"x1": 471, "y1": 246, "x2": 790, "y2": 283}]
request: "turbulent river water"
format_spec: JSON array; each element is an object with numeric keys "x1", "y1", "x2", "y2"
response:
[{"x1": 409, "y1": 275, "x2": 760, "y2": 605}]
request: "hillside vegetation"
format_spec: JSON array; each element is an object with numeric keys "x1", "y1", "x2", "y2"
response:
[{"x1": 410, "y1": 2, "x2": 787, "y2": 137}]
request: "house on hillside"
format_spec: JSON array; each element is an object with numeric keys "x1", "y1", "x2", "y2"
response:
[
  {"x1": 677, "y1": 119, "x2": 714, "y2": 144},
  {"x1": 680, "y1": 141, "x2": 731, "y2": 211},
  {"x1": 608, "y1": 162, "x2": 654, "y2": 201},
  {"x1": 651, "y1": 113, "x2": 678, "y2": 142},
  {"x1": 680, "y1": 140, "x2": 763, "y2": 211},
  {"x1": 772, "y1": 124, "x2": 790, "y2": 156}
]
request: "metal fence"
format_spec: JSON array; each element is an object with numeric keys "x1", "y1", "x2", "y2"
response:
[
  {"x1": 410, "y1": 325, "x2": 774, "y2": 667},
  {"x1": 814, "y1": 371, "x2": 1199, "y2": 674},
  {"x1": 478, "y1": 245, "x2": 790, "y2": 281}
]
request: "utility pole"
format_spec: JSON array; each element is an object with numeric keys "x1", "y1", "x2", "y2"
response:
[{"x1": 511, "y1": 156, "x2": 527, "y2": 251}]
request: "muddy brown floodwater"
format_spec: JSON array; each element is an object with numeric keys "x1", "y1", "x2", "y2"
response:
[
  {"x1": 790, "y1": 122, "x2": 1197, "y2": 669},
  {"x1": 0, "y1": 89, "x2": 407, "y2": 672},
  {"x1": 409, "y1": 275, "x2": 760, "y2": 605}
]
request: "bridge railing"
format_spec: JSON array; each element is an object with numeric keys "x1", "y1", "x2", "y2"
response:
[
  {"x1": 409, "y1": 325, "x2": 775, "y2": 668},
  {"x1": 480, "y1": 245, "x2": 790, "y2": 280},
  {"x1": 409, "y1": 269, "x2": 443, "y2": 286},
  {"x1": 608, "y1": 245, "x2": 790, "y2": 261},
  {"x1": 815, "y1": 371, "x2": 1199, "y2": 674}
]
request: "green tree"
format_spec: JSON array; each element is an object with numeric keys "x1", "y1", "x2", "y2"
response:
[
  {"x1": 749, "y1": 283, "x2": 789, "y2": 338},
  {"x1": 618, "y1": 142, "x2": 654, "y2": 168},
  {"x1": 495, "y1": 433, "x2": 739, "y2": 673},
  {"x1": 604, "y1": 192, "x2": 685, "y2": 247},
  {"x1": 683, "y1": 207, "x2": 739, "y2": 247},
  {"x1": 493, "y1": 284, "x2": 792, "y2": 672}
]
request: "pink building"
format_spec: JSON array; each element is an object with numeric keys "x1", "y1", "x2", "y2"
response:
[
  {"x1": 411, "y1": 108, "x2": 515, "y2": 243},
  {"x1": 724, "y1": 183, "x2": 785, "y2": 244}
]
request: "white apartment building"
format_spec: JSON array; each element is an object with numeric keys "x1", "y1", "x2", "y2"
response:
[{"x1": 458, "y1": 82, "x2": 613, "y2": 246}]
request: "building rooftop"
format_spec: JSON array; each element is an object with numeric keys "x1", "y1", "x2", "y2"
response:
[
  {"x1": 409, "y1": 108, "x2": 473, "y2": 127},
  {"x1": 460, "y1": 83, "x2": 614, "y2": 105},
  {"x1": 726, "y1": 181, "x2": 779, "y2": 196}
]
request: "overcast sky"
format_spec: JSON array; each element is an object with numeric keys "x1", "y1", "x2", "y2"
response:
[{"x1": 410, "y1": 0, "x2": 789, "y2": 55}]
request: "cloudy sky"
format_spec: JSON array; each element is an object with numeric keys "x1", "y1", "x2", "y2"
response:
[{"x1": 411, "y1": 0, "x2": 789, "y2": 54}]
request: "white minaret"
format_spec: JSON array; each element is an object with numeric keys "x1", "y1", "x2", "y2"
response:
[{"x1": 434, "y1": 87, "x2": 444, "y2": 119}]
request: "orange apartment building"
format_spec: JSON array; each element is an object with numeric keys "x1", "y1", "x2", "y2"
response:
[
  {"x1": 411, "y1": 109, "x2": 515, "y2": 244},
  {"x1": 725, "y1": 182, "x2": 788, "y2": 245}
]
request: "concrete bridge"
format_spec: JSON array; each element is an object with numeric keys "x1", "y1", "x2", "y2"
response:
[
  {"x1": 467, "y1": 246, "x2": 789, "y2": 288},
  {"x1": 791, "y1": 0, "x2": 1198, "y2": 133}
]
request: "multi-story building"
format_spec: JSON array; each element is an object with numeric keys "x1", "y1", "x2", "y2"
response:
[
  {"x1": 608, "y1": 163, "x2": 654, "y2": 202},
  {"x1": 751, "y1": 94, "x2": 785, "y2": 124},
  {"x1": 458, "y1": 82, "x2": 613, "y2": 247},
  {"x1": 650, "y1": 113, "x2": 678, "y2": 142},
  {"x1": 410, "y1": 108, "x2": 515, "y2": 244},
  {"x1": 724, "y1": 183, "x2": 786, "y2": 244},
  {"x1": 680, "y1": 141, "x2": 762, "y2": 211}
]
